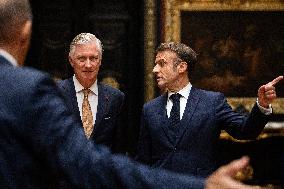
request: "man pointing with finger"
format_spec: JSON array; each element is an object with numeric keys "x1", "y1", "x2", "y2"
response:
[
  {"x1": 136, "y1": 42, "x2": 283, "y2": 178},
  {"x1": 258, "y1": 76, "x2": 283, "y2": 109}
]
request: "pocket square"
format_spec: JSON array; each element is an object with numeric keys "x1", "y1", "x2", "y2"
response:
[{"x1": 104, "y1": 117, "x2": 111, "y2": 120}]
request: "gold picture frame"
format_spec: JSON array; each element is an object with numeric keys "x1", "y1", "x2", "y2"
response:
[{"x1": 162, "y1": 0, "x2": 284, "y2": 114}]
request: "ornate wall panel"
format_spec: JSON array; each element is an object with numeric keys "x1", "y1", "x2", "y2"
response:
[
  {"x1": 28, "y1": 1, "x2": 73, "y2": 79},
  {"x1": 88, "y1": 15, "x2": 129, "y2": 81}
]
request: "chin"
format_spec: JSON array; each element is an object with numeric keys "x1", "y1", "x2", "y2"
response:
[
  {"x1": 83, "y1": 75, "x2": 94, "y2": 80},
  {"x1": 157, "y1": 83, "x2": 166, "y2": 89}
]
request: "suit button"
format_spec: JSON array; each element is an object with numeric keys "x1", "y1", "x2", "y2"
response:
[{"x1": 174, "y1": 147, "x2": 177, "y2": 151}]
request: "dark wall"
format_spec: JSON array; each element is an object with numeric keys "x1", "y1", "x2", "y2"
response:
[
  {"x1": 219, "y1": 137, "x2": 284, "y2": 186},
  {"x1": 27, "y1": 0, "x2": 144, "y2": 155}
]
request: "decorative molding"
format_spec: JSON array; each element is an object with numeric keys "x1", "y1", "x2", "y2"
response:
[
  {"x1": 163, "y1": 0, "x2": 284, "y2": 42},
  {"x1": 144, "y1": 0, "x2": 157, "y2": 102}
]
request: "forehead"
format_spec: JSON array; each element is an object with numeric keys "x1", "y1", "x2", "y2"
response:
[
  {"x1": 155, "y1": 50, "x2": 177, "y2": 61},
  {"x1": 73, "y1": 43, "x2": 100, "y2": 55}
]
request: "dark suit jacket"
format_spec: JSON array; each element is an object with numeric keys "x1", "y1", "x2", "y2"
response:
[
  {"x1": 57, "y1": 78, "x2": 125, "y2": 153},
  {"x1": 0, "y1": 56, "x2": 204, "y2": 188},
  {"x1": 136, "y1": 87, "x2": 269, "y2": 177}
]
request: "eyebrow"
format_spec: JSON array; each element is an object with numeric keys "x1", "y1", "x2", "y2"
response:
[{"x1": 155, "y1": 59, "x2": 167, "y2": 63}]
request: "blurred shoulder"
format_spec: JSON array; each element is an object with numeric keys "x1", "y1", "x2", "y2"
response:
[
  {"x1": 6, "y1": 66, "x2": 52, "y2": 87},
  {"x1": 56, "y1": 77, "x2": 73, "y2": 89}
]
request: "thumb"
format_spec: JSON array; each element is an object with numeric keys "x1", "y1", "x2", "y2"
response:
[
  {"x1": 221, "y1": 156, "x2": 250, "y2": 177},
  {"x1": 258, "y1": 85, "x2": 266, "y2": 94}
]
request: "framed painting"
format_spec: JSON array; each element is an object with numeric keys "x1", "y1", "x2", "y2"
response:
[{"x1": 162, "y1": 0, "x2": 284, "y2": 116}]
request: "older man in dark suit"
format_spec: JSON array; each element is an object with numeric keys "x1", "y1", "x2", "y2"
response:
[
  {"x1": 57, "y1": 33, "x2": 125, "y2": 153},
  {"x1": 136, "y1": 42, "x2": 283, "y2": 177},
  {"x1": 0, "y1": 0, "x2": 264, "y2": 188}
]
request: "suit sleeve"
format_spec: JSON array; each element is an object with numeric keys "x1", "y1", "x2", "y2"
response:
[
  {"x1": 215, "y1": 93, "x2": 269, "y2": 140},
  {"x1": 135, "y1": 106, "x2": 152, "y2": 165},
  {"x1": 23, "y1": 75, "x2": 204, "y2": 189}
]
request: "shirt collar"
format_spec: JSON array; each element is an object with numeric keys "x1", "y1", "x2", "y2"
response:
[
  {"x1": 168, "y1": 82, "x2": 192, "y2": 100},
  {"x1": 0, "y1": 49, "x2": 18, "y2": 66},
  {"x1": 73, "y1": 75, "x2": 98, "y2": 96}
]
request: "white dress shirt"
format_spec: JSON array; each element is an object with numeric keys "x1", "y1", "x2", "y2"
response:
[
  {"x1": 73, "y1": 75, "x2": 98, "y2": 124},
  {"x1": 166, "y1": 83, "x2": 192, "y2": 120}
]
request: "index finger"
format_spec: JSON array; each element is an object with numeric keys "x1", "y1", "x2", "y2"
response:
[{"x1": 268, "y1": 76, "x2": 283, "y2": 86}]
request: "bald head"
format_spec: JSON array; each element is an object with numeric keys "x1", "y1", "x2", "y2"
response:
[{"x1": 0, "y1": 0, "x2": 32, "y2": 44}]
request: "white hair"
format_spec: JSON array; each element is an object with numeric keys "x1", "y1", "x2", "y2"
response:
[{"x1": 69, "y1": 33, "x2": 103, "y2": 57}]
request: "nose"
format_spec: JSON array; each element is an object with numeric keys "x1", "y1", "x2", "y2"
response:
[
  {"x1": 153, "y1": 64, "x2": 159, "y2": 73},
  {"x1": 84, "y1": 59, "x2": 92, "y2": 67}
]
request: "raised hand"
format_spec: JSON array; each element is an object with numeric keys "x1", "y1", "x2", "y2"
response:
[
  {"x1": 205, "y1": 156, "x2": 264, "y2": 189},
  {"x1": 257, "y1": 76, "x2": 283, "y2": 108}
]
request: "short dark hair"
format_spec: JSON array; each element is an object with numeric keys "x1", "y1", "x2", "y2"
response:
[
  {"x1": 156, "y1": 42, "x2": 198, "y2": 78},
  {"x1": 0, "y1": 0, "x2": 32, "y2": 43}
]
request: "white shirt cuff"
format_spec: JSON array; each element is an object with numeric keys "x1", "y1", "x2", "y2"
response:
[{"x1": 256, "y1": 98, "x2": 272, "y2": 115}]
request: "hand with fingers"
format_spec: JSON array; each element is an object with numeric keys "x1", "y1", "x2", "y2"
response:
[
  {"x1": 205, "y1": 156, "x2": 265, "y2": 189},
  {"x1": 257, "y1": 76, "x2": 283, "y2": 108}
]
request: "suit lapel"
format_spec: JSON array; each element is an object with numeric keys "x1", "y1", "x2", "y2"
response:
[
  {"x1": 65, "y1": 79, "x2": 81, "y2": 118},
  {"x1": 174, "y1": 87, "x2": 200, "y2": 146},
  {"x1": 95, "y1": 84, "x2": 108, "y2": 129}
]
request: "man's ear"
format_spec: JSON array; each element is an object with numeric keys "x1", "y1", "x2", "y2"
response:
[
  {"x1": 69, "y1": 56, "x2": 74, "y2": 67},
  {"x1": 178, "y1": 61, "x2": 188, "y2": 73},
  {"x1": 20, "y1": 20, "x2": 32, "y2": 45},
  {"x1": 17, "y1": 20, "x2": 32, "y2": 66}
]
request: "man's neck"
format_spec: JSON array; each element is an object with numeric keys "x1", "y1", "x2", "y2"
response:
[{"x1": 168, "y1": 76, "x2": 190, "y2": 93}]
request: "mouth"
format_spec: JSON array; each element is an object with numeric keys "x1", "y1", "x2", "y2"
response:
[
  {"x1": 82, "y1": 70, "x2": 93, "y2": 73},
  {"x1": 156, "y1": 76, "x2": 163, "y2": 82}
]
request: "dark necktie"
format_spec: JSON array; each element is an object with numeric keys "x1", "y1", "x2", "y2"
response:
[{"x1": 169, "y1": 93, "x2": 181, "y2": 127}]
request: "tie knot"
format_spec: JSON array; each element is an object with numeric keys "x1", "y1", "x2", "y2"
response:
[
  {"x1": 83, "y1": 88, "x2": 91, "y2": 97},
  {"x1": 170, "y1": 93, "x2": 181, "y2": 102}
]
